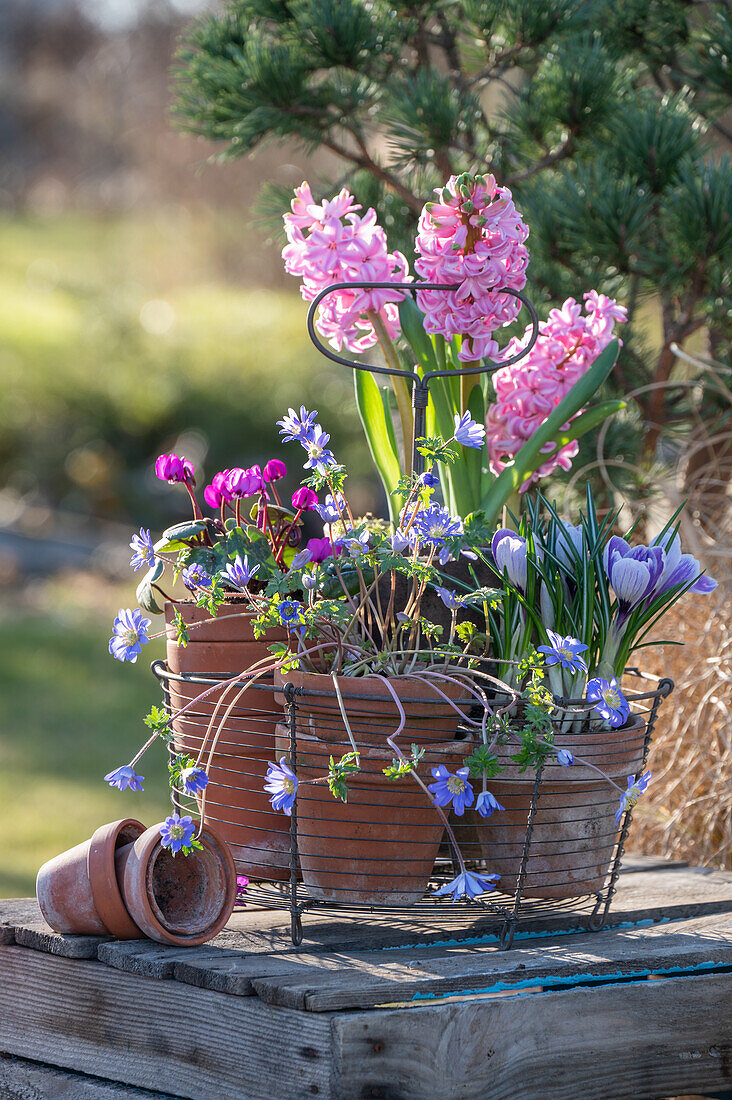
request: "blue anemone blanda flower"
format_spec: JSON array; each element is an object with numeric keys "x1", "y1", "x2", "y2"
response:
[
  {"x1": 220, "y1": 554, "x2": 259, "y2": 591},
  {"x1": 159, "y1": 813, "x2": 196, "y2": 854},
  {"x1": 537, "y1": 630, "x2": 589, "y2": 674},
  {"x1": 586, "y1": 676, "x2": 630, "y2": 727},
  {"x1": 179, "y1": 766, "x2": 209, "y2": 795},
  {"x1": 301, "y1": 426, "x2": 336, "y2": 472},
  {"x1": 615, "y1": 771, "x2": 652, "y2": 825},
  {"x1": 264, "y1": 758, "x2": 298, "y2": 814},
  {"x1": 277, "y1": 600, "x2": 305, "y2": 629},
  {"x1": 428, "y1": 765, "x2": 474, "y2": 815},
  {"x1": 434, "y1": 870, "x2": 500, "y2": 902},
  {"x1": 182, "y1": 563, "x2": 212, "y2": 591},
  {"x1": 277, "y1": 406, "x2": 318, "y2": 443},
  {"x1": 475, "y1": 790, "x2": 505, "y2": 817},
  {"x1": 557, "y1": 749, "x2": 575, "y2": 767},
  {"x1": 129, "y1": 528, "x2": 155, "y2": 573},
  {"x1": 314, "y1": 493, "x2": 346, "y2": 524},
  {"x1": 104, "y1": 764, "x2": 144, "y2": 792},
  {"x1": 413, "y1": 504, "x2": 463, "y2": 548},
  {"x1": 453, "y1": 411, "x2": 486, "y2": 449},
  {"x1": 108, "y1": 608, "x2": 151, "y2": 663}
]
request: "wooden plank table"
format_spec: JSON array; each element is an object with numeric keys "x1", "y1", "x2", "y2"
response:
[{"x1": 1, "y1": 857, "x2": 731, "y2": 1100}]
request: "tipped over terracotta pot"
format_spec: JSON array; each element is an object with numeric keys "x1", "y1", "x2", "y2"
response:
[
  {"x1": 117, "y1": 822, "x2": 236, "y2": 946},
  {"x1": 36, "y1": 818, "x2": 145, "y2": 938}
]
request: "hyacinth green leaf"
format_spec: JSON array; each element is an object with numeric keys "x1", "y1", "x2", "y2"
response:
[
  {"x1": 398, "y1": 295, "x2": 437, "y2": 373},
  {"x1": 480, "y1": 339, "x2": 622, "y2": 526},
  {"x1": 136, "y1": 559, "x2": 165, "y2": 614},
  {"x1": 354, "y1": 370, "x2": 401, "y2": 523},
  {"x1": 465, "y1": 383, "x2": 485, "y2": 501}
]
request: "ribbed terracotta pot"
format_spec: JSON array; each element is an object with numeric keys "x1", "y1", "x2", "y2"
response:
[
  {"x1": 117, "y1": 822, "x2": 236, "y2": 946},
  {"x1": 283, "y1": 670, "x2": 473, "y2": 905},
  {"x1": 36, "y1": 818, "x2": 145, "y2": 937},
  {"x1": 165, "y1": 600, "x2": 291, "y2": 882},
  {"x1": 466, "y1": 714, "x2": 648, "y2": 899}
]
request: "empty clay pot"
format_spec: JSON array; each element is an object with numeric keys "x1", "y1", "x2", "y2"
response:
[
  {"x1": 165, "y1": 600, "x2": 291, "y2": 882},
  {"x1": 36, "y1": 818, "x2": 145, "y2": 937},
  {"x1": 117, "y1": 821, "x2": 236, "y2": 946},
  {"x1": 464, "y1": 714, "x2": 648, "y2": 899}
]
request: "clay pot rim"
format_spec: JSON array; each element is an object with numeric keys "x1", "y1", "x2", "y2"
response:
[
  {"x1": 87, "y1": 818, "x2": 145, "y2": 940},
  {"x1": 125, "y1": 822, "x2": 236, "y2": 947},
  {"x1": 275, "y1": 667, "x2": 473, "y2": 705}
]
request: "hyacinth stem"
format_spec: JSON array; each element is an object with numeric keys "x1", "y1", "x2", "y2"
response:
[
  {"x1": 460, "y1": 360, "x2": 479, "y2": 414},
  {"x1": 367, "y1": 309, "x2": 414, "y2": 475}
]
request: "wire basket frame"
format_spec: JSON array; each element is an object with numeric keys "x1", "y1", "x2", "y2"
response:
[{"x1": 153, "y1": 660, "x2": 673, "y2": 950}]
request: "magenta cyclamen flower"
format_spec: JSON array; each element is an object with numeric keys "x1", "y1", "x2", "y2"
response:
[
  {"x1": 307, "y1": 536, "x2": 339, "y2": 563},
  {"x1": 486, "y1": 292, "x2": 627, "y2": 488},
  {"x1": 292, "y1": 487, "x2": 318, "y2": 511},
  {"x1": 283, "y1": 181, "x2": 410, "y2": 353},
  {"x1": 415, "y1": 172, "x2": 529, "y2": 362},
  {"x1": 155, "y1": 453, "x2": 195, "y2": 485},
  {"x1": 263, "y1": 459, "x2": 287, "y2": 483}
]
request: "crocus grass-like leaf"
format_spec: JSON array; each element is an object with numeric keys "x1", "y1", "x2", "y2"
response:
[
  {"x1": 480, "y1": 339, "x2": 623, "y2": 525},
  {"x1": 136, "y1": 558, "x2": 165, "y2": 614}
]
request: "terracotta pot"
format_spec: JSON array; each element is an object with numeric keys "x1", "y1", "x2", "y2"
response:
[
  {"x1": 164, "y1": 601, "x2": 291, "y2": 882},
  {"x1": 117, "y1": 822, "x2": 236, "y2": 946},
  {"x1": 465, "y1": 715, "x2": 648, "y2": 899},
  {"x1": 36, "y1": 818, "x2": 145, "y2": 937},
  {"x1": 275, "y1": 668, "x2": 471, "y2": 747},
  {"x1": 283, "y1": 670, "x2": 473, "y2": 905},
  {"x1": 296, "y1": 733, "x2": 470, "y2": 905}
]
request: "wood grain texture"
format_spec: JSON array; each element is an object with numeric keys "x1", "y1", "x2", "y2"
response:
[
  {"x1": 249, "y1": 913, "x2": 732, "y2": 1011},
  {"x1": 0, "y1": 1053, "x2": 183, "y2": 1099},
  {"x1": 0, "y1": 946, "x2": 331, "y2": 1100},
  {"x1": 332, "y1": 972, "x2": 732, "y2": 1100}
]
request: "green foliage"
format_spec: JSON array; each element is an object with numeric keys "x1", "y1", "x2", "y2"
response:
[
  {"x1": 463, "y1": 742, "x2": 502, "y2": 779},
  {"x1": 327, "y1": 750, "x2": 361, "y2": 802},
  {"x1": 383, "y1": 743, "x2": 425, "y2": 780},
  {"x1": 144, "y1": 705, "x2": 172, "y2": 741},
  {"x1": 173, "y1": 0, "x2": 732, "y2": 474}
]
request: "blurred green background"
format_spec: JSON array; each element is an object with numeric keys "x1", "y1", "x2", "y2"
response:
[{"x1": 0, "y1": 0, "x2": 374, "y2": 896}]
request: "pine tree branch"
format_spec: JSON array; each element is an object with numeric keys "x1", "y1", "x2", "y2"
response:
[
  {"x1": 323, "y1": 131, "x2": 422, "y2": 214},
  {"x1": 504, "y1": 133, "x2": 576, "y2": 187}
]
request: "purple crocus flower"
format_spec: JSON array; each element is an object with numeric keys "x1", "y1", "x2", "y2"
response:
[
  {"x1": 159, "y1": 813, "x2": 196, "y2": 854},
  {"x1": 491, "y1": 528, "x2": 528, "y2": 594},
  {"x1": 453, "y1": 411, "x2": 486, "y2": 449},
  {"x1": 537, "y1": 630, "x2": 589, "y2": 674},
  {"x1": 315, "y1": 493, "x2": 346, "y2": 523},
  {"x1": 650, "y1": 531, "x2": 717, "y2": 597},
  {"x1": 586, "y1": 676, "x2": 630, "y2": 728},
  {"x1": 292, "y1": 487, "x2": 318, "y2": 511},
  {"x1": 179, "y1": 765, "x2": 209, "y2": 795},
  {"x1": 428, "y1": 765, "x2": 474, "y2": 815},
  {"x1": 554, "y1": 523, "x2": 585, "y2": 571},
  {"x1": 220, "y1": 554, "x2": 259, "y2": 591},
  {"x1": 603, "y1": 536, "x2": 664, "y2": 618},
  {"x1": 155, "y1": 453, "x2": 195, "y2": 485},
  {"x1": 109, "y1": 608, "x2": 151, "y2": 663},
  {"x1": 182, "y1": 563, "x2": 211, "y2": 591},
  {"x1": 104, "y1": 764, "x2": 144, "y2": 792},
  {"x1": 264, "y1": 758, "x2": 298, "y2": 814},
  {"x1": 301, "y1": 425, "x2": 336, "y2": 472},
  {"x1": 129, "y1": 528, "x2": 155, "y2": 573},
  {"x1": 434, "y1": 870, "x2": 500, "y2": 902},
  {"x1": 615, "y1": 771, "x2": 652, "y2": 825},
  {"x1": 277, "y1": 406, "x2": 318, "y2": 443},
  {"x1": 475, "y1": 790, "x2": 504, "y2": 817},
  {"x1": 557, "y1": 749, "x2": 574, "y2": 767}
]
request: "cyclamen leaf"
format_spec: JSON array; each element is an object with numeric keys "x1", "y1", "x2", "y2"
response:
[{"x1": 136, "y1": 559, "x2": 165, "y2": 614}]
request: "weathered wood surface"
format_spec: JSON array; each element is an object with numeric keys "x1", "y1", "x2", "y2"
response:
[
  {"x1": 0, "y1": 1053, "x2": 181, "y2": 1099},
  {"x1": 331, "y1": 972, "x2": 732, "y2": 1100},
  {"x1": 0, "y1": 946, "x2": 331, "y2": 1100},
  {"x1": 1, "y1": 859, "x2": 731, "y2": 1099}
]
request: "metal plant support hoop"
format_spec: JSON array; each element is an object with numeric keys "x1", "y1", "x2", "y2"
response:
[
  {"x1": 153, "y1": 660, "x2": 673, "y2": 951},
  {"x1": 305, "y1": 280, "x2": 539, "y2": 474}
]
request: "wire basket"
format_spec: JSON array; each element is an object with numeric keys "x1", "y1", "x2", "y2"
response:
[{"x1": 152, "y1": 660, "x2": 672, "y2": 949}]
